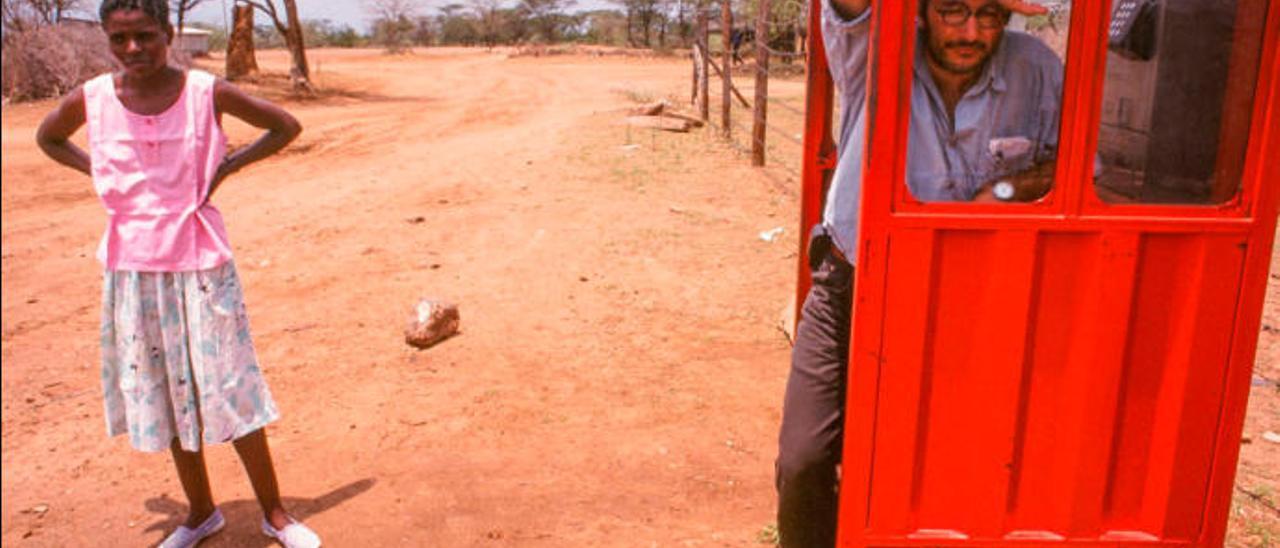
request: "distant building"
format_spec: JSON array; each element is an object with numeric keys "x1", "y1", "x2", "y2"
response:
[
  {"x1": 59, "y1": 16, "x2": 101, "y2": 30},
  {"x1": 176, "y1": 27, "x2": 213, "y2": 57}
]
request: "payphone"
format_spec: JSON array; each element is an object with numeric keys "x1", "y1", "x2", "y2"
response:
[
  {"x1": 1098, "y1": 0, "x2": 1266, "y2": 204},
  {"x1": 1108, "y1": 0, "x2": 1158, "y2": 60}
]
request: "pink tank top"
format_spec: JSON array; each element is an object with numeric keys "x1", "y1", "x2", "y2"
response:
[{"x1": 83, "y1": 69, "x2": 233, "y2": 272}]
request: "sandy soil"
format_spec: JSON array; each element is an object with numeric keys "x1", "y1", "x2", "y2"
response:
[{"x1": 2, "y1": 48, "x2": 1276, "y2": 546}]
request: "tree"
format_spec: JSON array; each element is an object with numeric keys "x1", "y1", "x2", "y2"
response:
[
  {"x1": 579, "y1": 9, "x2": 626, "y2": 46},
  {"x1": 410, "y1": 16, "x2": 434, "y2": 46},
  {"x1": 25, "y1": 0, "x2": 80, "y2": 24},
  {"x1": 469, "y1": 0, "x2": 504, "y2": 48},
  {"x1": 436, "y1": 3, "x2": 476, "y2": 45},
  {"x1": 2, "y1": 0, "x2": 31, "y2": 34},
  {"x1": 363, "y1": 0, "x2": 419, "y2": 52},
  {"x1": 517, "y1": 0, "x2": 571, "y2": 43},
  {"x1": 738, "y1": 0, "x2": 805, "y2": 62},
  {"x1": 239, "y1": 0, "x2": 312, "y2": 92},
  {"x1": 3, "y1": 0, "x2": 82, "y2": 33},
  {"x1": 302, "y1": 18, "x2": 362, "y2": 48},
  {"x1": 664, "y1": 0, "x2": 697, "y2": 48},
  {"x1": 225, "y1": 2, "x2": 258, "y2": 78},
  {"x1": 171, "y1": 0, "x2": 209, "y2": 37},
  {"x1": 616, "y1": 0, "x2": 661, "y2": 47}
]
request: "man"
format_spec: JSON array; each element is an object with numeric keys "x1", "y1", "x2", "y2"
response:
[
  {"x1": 731, "y1": 27, "x2": 756, "y2": 66},
  {"x1": 775, "y1": 0, "x2": 1059, "y2": 546}
]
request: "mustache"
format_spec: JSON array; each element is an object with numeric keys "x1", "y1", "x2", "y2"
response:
[{"x1": 944, "y1": 41, "x2": 988, "y2": 51}]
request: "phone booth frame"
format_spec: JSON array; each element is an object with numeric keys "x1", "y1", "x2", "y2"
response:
[{"x1": 797, "y1": 0, "x2": 1280, "y2": 545}]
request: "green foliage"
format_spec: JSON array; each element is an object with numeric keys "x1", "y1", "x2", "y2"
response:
[
  {"x1": 756, "y1": 523, "x2": 780, "y2": 546},
  {"x1": 371, "y1": 14, "x2": 415, "y2": 50},
  {"x1": 578, "y1": 9, "x2": 626, "y2": 45},
  {"x1": 518, "y1": 0, "x2": 574, "y2": 42},
  {"x1": 302, "y1": 18, "x2": 364, "y2": 48}
]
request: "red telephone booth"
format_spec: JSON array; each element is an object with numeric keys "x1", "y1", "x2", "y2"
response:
[{"x1": 798, "y1": 0, "x2": 1280, "y2": 545}]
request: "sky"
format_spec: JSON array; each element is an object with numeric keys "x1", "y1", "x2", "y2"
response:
[
  {"x1": 187, "y1": 0, "x2": 372, "y2": 31},
  {"x1": 186, "y1": 0, "x2": 612, "y2": 32}
]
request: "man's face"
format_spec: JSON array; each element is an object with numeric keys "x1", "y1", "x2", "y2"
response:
[{"x1": 922, "y1": 0, "x2": 1010, "y2": 77}]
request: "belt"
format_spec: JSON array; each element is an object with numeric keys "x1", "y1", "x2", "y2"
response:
[{"x1": 828, "y1": 242, "x2": 849, "y2": 264}]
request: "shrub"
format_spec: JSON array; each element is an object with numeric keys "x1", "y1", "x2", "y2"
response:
[
  {"x1": 0, "y1": 23, "x2": 196, "y2": 102},
  {"x1": 2, "y1": 24, "x2": 117, "y2": 102}
]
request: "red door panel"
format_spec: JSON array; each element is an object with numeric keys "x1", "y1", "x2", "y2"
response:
[{"x1": 795, "y1": 0, "x2": 1280, "y2": 545}]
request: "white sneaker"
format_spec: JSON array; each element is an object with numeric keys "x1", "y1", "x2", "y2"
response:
[
  {"x1": 262, "y1": 517, "x2": 321, "y2": 548},
  {"x1": 159, "y1": 509, "x2": 225, "y2": 548}
]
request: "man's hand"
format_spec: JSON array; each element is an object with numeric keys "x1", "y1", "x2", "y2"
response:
[
  {"x1": 997, "y1": 0, "x2": 1049, "y2": 16},
  {"x1": 974, "y1": 160, "x2": 1056, "y2": 203},
  {"x1": 831, "y1": 0, "x2": 870, "y2": 20},
  {"x1": 972, "y1": 185, "x2": 1000, "y2": 203}
]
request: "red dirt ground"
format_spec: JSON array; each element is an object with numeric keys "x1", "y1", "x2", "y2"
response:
[{"x1": 2, "y1": 48, "x2": 1276, "y2": 546}]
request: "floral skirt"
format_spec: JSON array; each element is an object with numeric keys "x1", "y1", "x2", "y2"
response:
[{"x1": 100, "y1": 260, "x2": 278, "y2": 453}]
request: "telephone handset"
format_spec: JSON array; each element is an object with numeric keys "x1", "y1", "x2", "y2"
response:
[{"x1": 1109, "y1": 0, "x2": 1159, "y2": 60}]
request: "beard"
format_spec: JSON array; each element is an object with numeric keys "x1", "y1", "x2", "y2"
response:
[
  {"x1": 922, "y1": 19, "x2": 1001, "y2": 77},
  {"x1": 927, "y1": 40, "x2": 990, "y2": 75}
]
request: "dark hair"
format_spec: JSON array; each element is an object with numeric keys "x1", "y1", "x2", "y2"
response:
[{"x1": 99, "y1": 0, "x2": 171, "y2": 31}]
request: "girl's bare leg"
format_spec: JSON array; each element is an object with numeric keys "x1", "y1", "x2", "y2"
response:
[
  {"x1": 232, "y1": 428, "x2": 292, "y2": 529},
  {"x1": 169, "y1": 438, "x2": 217, "y2": 527}
]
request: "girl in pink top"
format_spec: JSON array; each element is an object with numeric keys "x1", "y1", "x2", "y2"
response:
[{"x1": 37, "y1": 1, "x2": 318, "y2": 547}]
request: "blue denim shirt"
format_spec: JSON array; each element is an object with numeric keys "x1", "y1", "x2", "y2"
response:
[{"x1": 821, "y1": 3, "x2": 1064, "y2": 261}]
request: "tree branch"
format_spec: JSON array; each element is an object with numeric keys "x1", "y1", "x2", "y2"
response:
[{"x1": 240, "y1": 0, "x2": 287, "y2": 35}]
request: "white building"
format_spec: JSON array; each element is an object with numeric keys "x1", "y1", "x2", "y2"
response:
[{"x1": 176, "y1": 27, "x2": 213, "y2": 57}]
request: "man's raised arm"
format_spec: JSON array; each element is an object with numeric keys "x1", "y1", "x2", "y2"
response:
[{"x1": 821, "y1": 0, "x2": 873, "y2": 105}]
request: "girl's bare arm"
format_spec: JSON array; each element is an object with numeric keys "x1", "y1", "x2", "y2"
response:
[
  {"x1": 36, "y1": 87, "x2": 91, "y2": 176},
  {"x1": 208, "y1": 80, "x2": 302, "y2": 200}
]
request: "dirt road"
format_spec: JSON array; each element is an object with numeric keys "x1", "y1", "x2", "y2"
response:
[
  {"x1": 3, "y1": 48, "x2": 801, "y2": 546},
  {"x1": 2, "y1": 48, "x2": 1276, "y2": 546}
]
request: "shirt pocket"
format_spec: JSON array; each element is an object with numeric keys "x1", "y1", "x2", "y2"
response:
[{"x1": 985, "y1": 135, "x2": 1037, "y2": 179}]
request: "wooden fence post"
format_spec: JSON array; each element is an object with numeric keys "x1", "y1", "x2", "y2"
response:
[
  {"x1": 691, "y1": 41, "x2": 699, "y2": 105},
  {"x1": 699, "y1": 10, "x2": 710, "y2": 122},
  {"x1": 751, "y1": 0, "x2": 770, "y2": 166},
  {"x1": 721, "y1": 0, "x2": 732, "y2": 139}
]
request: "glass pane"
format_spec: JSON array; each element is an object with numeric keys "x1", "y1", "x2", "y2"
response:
[
  {"x1": 903, "y1": 0, "x2": 1072, "y2": 204},
  {"x1": 1095, "y1": 0, "x2": 1269, "y2": 204}
]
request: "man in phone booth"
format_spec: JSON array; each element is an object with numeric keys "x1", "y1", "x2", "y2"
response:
[{"x1": 776, "y1": 1, "x2": 1063, "y2": 546}]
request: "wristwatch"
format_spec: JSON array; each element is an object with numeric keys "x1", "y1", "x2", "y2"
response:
[{"x1": 992, "y1": 180, "x2": 1016, "y2": 202}]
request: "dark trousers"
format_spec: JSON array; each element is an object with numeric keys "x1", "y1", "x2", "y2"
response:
[{"x1": 776, "y1": 226, "x2": 852, "y2": 548}]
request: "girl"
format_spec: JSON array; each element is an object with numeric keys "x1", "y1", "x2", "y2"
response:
[{"x1": 36, "y1": 1, "x2": 318, "y2": 546}]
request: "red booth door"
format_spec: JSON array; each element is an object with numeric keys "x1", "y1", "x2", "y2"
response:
[{"x1": 794, "y1": 0, "x2": 1280, "y2": 545}]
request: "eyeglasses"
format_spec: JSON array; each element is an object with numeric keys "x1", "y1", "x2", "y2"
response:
[{"x1": 932, "y1": 3, "x2": 1011, "y2": 29}]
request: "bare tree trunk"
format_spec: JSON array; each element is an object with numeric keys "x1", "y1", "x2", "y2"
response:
[
  {"x1": 244, "y1": 0, "x2": 312, "y2": 92},
  {"x1": 641, "y1": 12, "x2": 651, "y2": 46},
  {"x1": 625, "y1": 9, "x2": 633, "y2": 47},
  {"x1": 281, "y1": 0, "x2": 312, "y2": 92},
  {"x1": 226, "y1": 4, "x2": 258, "y2": 79}
]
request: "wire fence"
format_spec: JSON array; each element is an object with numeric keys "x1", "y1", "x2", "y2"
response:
[{"x1": 688, "y1": 4, "x2": 810, "y2": 195}]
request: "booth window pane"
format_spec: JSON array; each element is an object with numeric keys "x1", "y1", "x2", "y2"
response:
[
  {"x1": 903, "y1": 1, "x2": 1071, "y2": 204},
  {"x1": 1094, "y1": 0, "x2": 1268, "y2": 205}
]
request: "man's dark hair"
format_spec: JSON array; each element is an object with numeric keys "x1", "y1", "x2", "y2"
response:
[{"x1": 99, "y1": 0, "x2": 171, "y2": 31}]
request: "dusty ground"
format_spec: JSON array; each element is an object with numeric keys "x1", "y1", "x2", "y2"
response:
[{"x1": 1, "y1": 48, "x2": 1277, "y2": 546}]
